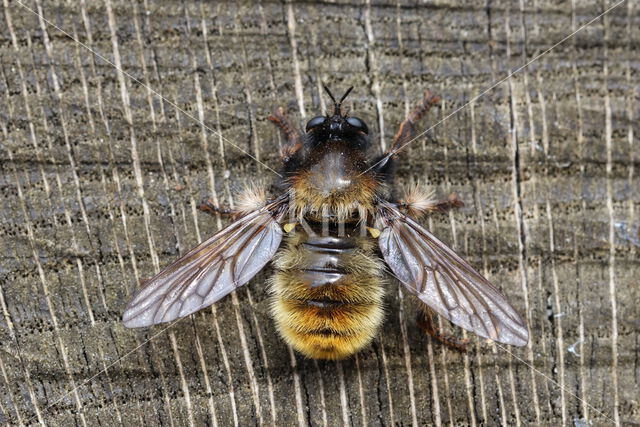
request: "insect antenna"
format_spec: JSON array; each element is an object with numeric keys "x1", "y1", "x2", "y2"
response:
[
  {"x1": 339, "y1": 86, "x2": 354, "y2": 104},
  {"x1": 322, "y1": 83, "x2": 337, "y2": 104},
  {"x1": 323, "y1": 83, "x2": 354, "y2": 116}
]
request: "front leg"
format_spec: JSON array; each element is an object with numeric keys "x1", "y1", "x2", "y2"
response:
[
  {"x1": 267, "y1": 106, "x2": 302, "y2": 162},
  {"x1": 390, "y1": 90, "x2": 440, "y2": 154},
  {"x1": 372, "y1": 90, "x2": 440, "y2": 177}
]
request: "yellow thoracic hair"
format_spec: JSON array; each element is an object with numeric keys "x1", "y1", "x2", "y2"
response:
[{"x1": 288, "y1": 170, "x2": 378, "y2": 222}]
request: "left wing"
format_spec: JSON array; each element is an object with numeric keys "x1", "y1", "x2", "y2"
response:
[
  {"x1": 122, "y1": 197, "x2": 287, "y2": 328},
  {"x1": 376, "y1": 201, "x2": 529, "y2": 346}
]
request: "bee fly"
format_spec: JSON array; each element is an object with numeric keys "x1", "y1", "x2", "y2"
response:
[{"x1": 123, "y1": 86, "x2": 529, "y2": 359}]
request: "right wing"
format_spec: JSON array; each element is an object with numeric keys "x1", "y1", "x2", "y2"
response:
[
  {"x1": 122, "y1": 198, "x2": 287, "y2": 328},
  {"x1": 376, "y1": 201, "x2": 529, "y2": 346}
]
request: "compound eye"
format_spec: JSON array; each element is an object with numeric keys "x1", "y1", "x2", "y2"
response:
[
  {"x1": 346, "y1": 116, "x2": 369, "y2": 134},
  {"x1": 305, "y1": 116, "x2": 326, "y2": 132}
]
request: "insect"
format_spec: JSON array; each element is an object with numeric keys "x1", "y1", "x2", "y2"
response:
[{"x1": 123, "y1": 86, "x2": 529, "y2": 359}]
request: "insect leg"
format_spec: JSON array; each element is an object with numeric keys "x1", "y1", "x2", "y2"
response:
[
  {"x1": 389, "y1": 90, "x2": 440, "y2": 154},
  {"x1": 198, "y1": 199, "x2": 234, "y2": 217},
  {"x1": 416, "y1": 304, "x2": 469, "y2": 352},
  {"x1": 398, "y1": 190, "x2": 464, "y2": 218},
  {"x1": 371, "y1": 90, "x2": 440, "y2": 178},
  {"x1": 267, "y1": 106, "x2": 302, "y2": 161},
  {"x1": 422, "y1": 194, "x2": 464, "y2": 213}
]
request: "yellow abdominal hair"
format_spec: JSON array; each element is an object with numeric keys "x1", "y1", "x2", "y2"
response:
[{"x1": 269, "y1": 237, "x2": 386, "y2": 360}]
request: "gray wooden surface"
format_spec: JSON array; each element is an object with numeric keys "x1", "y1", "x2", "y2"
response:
[{"x1": 1, "y1": 0, "x2": 638, "y2": 425}]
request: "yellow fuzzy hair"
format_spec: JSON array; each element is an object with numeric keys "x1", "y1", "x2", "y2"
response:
[
  {"x1": 399, "y1": 182, "x2": 437, "y2": 218},
  {"x1": 289, "y1": 170, "x2": 378, "y2": 222},
  {"x1": 234, "y1": 183, "x2": 268, "y2": 214},
  {"x1": 269, "y1": 234, "x2": 386, "y2": 360}
]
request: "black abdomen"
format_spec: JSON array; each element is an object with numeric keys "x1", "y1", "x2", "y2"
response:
[{"x1": 301, "y1": 235, "x2": 355, "y2": 291}]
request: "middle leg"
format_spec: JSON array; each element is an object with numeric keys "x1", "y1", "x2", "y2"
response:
[
  {"x1": 198, "y1": 199, "x2": 234, "y2": 217},
  {"x1": 397, "y1": 185, "x2": 464, "y2": 219}
]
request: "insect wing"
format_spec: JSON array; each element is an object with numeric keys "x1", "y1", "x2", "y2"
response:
[
  {"x1": 123, "y1": 205, "x2": 284, "y2": 328},
  {"x1": 377, "y1": 203, "x2": 529, "y2": 346}
]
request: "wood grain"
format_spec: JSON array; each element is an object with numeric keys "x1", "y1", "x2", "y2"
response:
[{"x1": 1, "y1": 0, "x2": 638, "y2": 425}]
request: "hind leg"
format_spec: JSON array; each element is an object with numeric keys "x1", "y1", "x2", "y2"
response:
[
  {"x1": 417, "y1": 304, "x2": 469, "y2": 352},
  {"x1": 267, "y1": 107, "x2": 302, "y2": 162}
]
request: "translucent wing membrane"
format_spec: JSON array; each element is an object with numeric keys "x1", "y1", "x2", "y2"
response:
[
  {"x1": 377, "y1": 202, "x2": 529, "y2": 346},
  {"x1": 122, "y1": 200, "x2": 286, "y2": 328}
]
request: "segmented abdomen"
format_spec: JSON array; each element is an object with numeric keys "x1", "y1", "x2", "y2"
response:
[{"x1": 270, "y1": 226, "x2": 385, "y2": 360}]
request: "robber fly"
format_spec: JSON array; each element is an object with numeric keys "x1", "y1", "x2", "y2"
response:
[{"x1": 122, "y1": 86, "x2": 529, "y2": 359}]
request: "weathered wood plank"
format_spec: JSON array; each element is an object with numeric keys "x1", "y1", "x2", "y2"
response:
[{"x1": 1, "y1": 0, "x2": 638, "y2": 425}]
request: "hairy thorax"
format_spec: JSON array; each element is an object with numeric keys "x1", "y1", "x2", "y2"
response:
[{"x1": 288, "y1": 144, "x2": 378, "y2": 222}]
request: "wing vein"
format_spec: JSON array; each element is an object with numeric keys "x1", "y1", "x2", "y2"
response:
[
  {"x1": 376, "y1": 201, "x2": 528, "y2": 346},
  {"x1": 122, "y1": 199, "x2": 286, "y2": 328}
]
